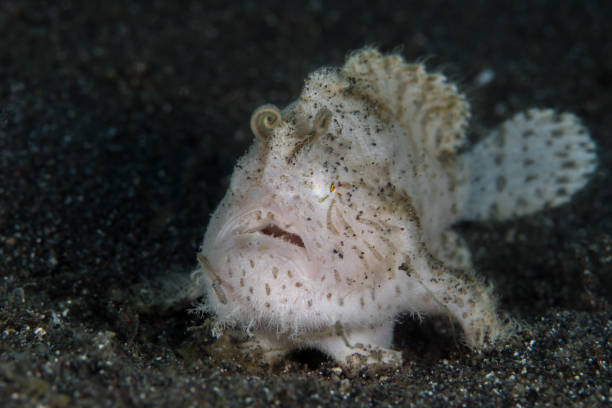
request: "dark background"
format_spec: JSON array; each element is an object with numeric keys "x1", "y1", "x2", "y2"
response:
[{"x1": 1, "y1": 1, "x2": 610, "y2": 406}]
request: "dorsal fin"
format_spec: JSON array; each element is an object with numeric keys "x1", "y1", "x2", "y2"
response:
[{"x1": 341, "y1": 48, "x2": 470, "y2": 159}]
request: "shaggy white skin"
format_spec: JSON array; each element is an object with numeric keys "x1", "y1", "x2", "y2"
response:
[{"x1": 191, "y1": 48, "x2": 597, "y2": 369}]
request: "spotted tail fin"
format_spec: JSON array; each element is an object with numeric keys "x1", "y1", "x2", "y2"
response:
[{"x1": 457, "y1": 109, "x2": 597, "y2": 221}]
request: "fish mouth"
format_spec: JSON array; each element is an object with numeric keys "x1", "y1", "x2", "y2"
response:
[
  {"x1": 217, "y1": 206, "x2": 308, "y2": 250},
  {"x1": 210, "y1": 206, "x2": 319, "y2": 281},
  {"x1": 259, "y1": 224, "x2": 305, "y2": 248}
]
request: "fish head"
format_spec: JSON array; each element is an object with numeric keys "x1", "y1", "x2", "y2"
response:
[{"x1": 197, "y1": 69, "x2": 403, "y2": 331}]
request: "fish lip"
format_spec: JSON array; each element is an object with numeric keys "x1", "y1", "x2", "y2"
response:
[
  {"x1": 243, "y1": 223, "x2": 306, "y2": 248},
  {"x1": 210, "y1": 202, "x2": 320, "y2": 282},
  {"x1": 214, "y1": 203, "x2": 309, "y2": 252},
  {"x1": 237, "y1": 217, "x2": 307, "y2": 249}
]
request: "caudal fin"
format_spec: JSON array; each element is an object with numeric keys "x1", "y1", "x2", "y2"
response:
[{"x1": 457, "y1": 109, "x2": 597, "y2": 221}]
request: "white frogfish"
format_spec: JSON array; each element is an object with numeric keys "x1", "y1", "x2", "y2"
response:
[{"x1": 192, "y1": 48, "x2": 597, "y2": 368}]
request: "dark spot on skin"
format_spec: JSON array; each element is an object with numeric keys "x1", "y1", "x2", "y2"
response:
[
  {"x1": 551, "y1": 129, "x2": 564, "y2": 138},
  {"x1": 399, "y1": 262, "x2": 412, "y2": 276},
  {"x1": 496, "y1": 175, "x2": 507, "y2": 192},
  {"x1": 489, "y1": 203, "x2": 499, "y2": 218},
  {"x1": 561, "y1": 161, "x2": 577, "y2": 169}
]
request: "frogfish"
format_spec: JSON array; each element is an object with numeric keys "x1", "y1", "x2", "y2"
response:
[{"x1": 191, "y1": 48, "x2": 597, "y2": 369}]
